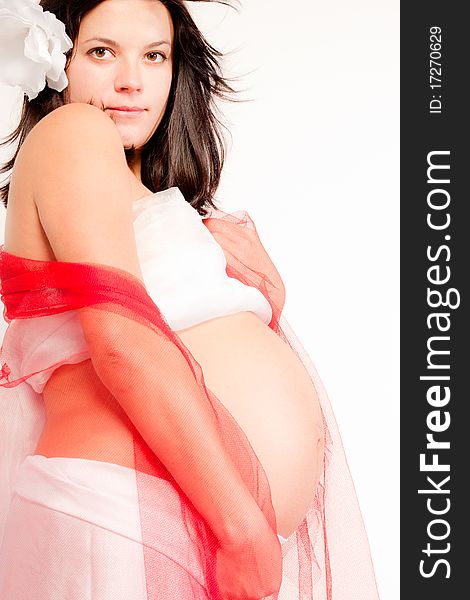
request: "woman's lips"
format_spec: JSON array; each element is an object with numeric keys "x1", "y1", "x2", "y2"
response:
[{"x1": 107, "y1": 107, "x2": 145, "y2": 118}]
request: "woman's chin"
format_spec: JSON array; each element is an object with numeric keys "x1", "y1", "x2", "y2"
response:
[{"x1": 120, "y1": 133, "x2": 141, "y2": 151}]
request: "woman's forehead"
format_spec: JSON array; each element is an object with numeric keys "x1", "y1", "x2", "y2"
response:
[{"x1": 78, "y1": 0, "x2": 174, "y2": 44}]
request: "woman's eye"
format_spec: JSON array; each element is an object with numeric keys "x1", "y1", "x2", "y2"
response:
[
  {"x1": 146, "y1": 52, "x2": 166, "y2": 63},
  {"x1": 89, "y1": 47, "x2": 111, "y2": 59}
]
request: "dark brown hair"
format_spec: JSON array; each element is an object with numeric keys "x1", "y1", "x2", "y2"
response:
[{"x1": 0, "y1": 0, "x2": 248, "y2": 216}]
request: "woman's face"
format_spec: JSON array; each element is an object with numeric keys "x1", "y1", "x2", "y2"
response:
[{"x1": 65, "y1": 0, "x2": 174, "y2": 150}]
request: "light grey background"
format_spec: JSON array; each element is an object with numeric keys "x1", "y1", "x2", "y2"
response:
[{"x1": 0, "y1": 2, "x2": 399, "y2": 598}]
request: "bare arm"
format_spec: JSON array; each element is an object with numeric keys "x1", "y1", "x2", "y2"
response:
[{"x1": 25, "y1": 102, "x2": 269, "y2": 546}]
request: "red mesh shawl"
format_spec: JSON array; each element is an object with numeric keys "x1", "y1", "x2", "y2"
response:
[{"x1": 0, "y1": 208, "x2": 380, "y2": 599}]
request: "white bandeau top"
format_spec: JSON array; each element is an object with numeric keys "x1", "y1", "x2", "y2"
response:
[{"x1": 12, "y1": 187, "x2": 273, "y2": 393}]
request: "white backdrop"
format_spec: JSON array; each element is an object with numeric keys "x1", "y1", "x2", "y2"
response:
[{"x1": 0, "y1": 1, "x2": 399, "y2": 599}]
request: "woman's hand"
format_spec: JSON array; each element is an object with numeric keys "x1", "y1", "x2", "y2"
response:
[{"x1": 215, "y1": 522, "x2": 283, "y2": 600}]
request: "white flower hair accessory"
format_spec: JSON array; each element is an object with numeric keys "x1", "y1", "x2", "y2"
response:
[{"x1": 0, "y1": 0, "x2": 73, "y2": 101}]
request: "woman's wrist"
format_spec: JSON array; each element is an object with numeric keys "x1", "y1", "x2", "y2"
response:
[{"x1": 218, "y1": 507, "x2": 276, "y2": 549}]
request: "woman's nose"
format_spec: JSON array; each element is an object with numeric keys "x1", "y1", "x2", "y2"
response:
[{"x1": 114, "y1": 59, "x2": 143, "y2": 93}]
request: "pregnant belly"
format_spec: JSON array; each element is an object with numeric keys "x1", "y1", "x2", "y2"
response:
[
  {"x1": 176, "y1": 311, "x2": 325, "y2": 538},
  {"x1": 37, "y1": 311, "x2": 324, "y2": 538}
]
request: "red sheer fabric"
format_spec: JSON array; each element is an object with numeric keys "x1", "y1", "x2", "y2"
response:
[{"x1": 0, "y1": 208, "x2": 380, "y2": 599}]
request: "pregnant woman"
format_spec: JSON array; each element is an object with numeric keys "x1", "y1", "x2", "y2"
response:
[{"x1": 0, "y1": 1, "x2": 380, "y2": 599}]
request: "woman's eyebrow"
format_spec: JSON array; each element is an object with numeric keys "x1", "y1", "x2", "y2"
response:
[{"x1": 83, "y1": 37, "x2": 171, "y2": 49}]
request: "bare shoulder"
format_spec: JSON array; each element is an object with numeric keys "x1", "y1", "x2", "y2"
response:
[
  {"x1": 9, "y1": 102, "x2": 144, "y2": 281},
  {"x1": 13, "y1": 103, "x2": 129, "y2": 201},
  {"x1": 21, "y1": 102, "x2": 125, "y2": 171},
  {"x1": 27, "y1": 102, "x2": 120, "y2": 143}
]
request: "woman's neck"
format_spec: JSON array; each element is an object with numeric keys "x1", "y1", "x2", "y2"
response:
[{"x1": 125, "y1": 147, "x2": 142, "y2": 182}]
